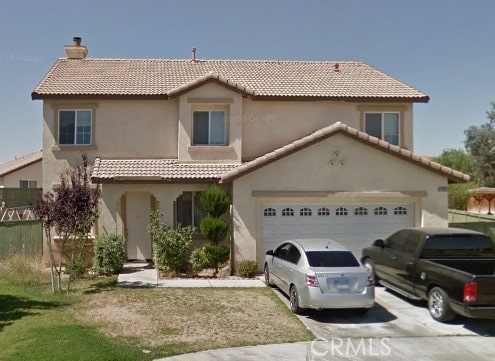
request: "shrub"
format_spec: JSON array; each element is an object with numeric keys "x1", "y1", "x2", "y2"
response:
[
  {"x1": 149, "y1": 210, "x2": 193, "y2": 275},
  {"x1": 200, "y1": 216, "x2": 229, "y2": 245},
  {"x1": 190, "y1": 243, "x2": 230, "y2": 275},
  {"x1": 236, "y1": 260, "x2": 259, "y2": 278},
  {"x1": 93, "y1": 234, "x2": 127, "y2": 276},
  {"x1": 200, "y1": 184, "x2": 230, "y2": 218}
]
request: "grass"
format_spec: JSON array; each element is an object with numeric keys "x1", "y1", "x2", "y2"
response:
[{"x1": 0, "y1": 256, "x2": 314, "y2": 360}]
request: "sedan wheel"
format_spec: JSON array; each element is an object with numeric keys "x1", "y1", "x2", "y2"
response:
[
  {"x1": 289, "y1": 286, "x2": 303, "y2": 314},
  {"x1": 264, "y1": 264, "x2": 274, "y2": 287},
  {"x1": 428, "y1": 287, "x2": 455, "y2": 322}
]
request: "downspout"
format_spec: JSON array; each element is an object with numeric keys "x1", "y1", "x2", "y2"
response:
[{"x1": 229, "y1": 204, "x2": 234, "y2": 274}]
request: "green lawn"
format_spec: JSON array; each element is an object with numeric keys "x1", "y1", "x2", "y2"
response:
[{"x1": 0, "y1": 258, "x2": 313, "y2": 360}]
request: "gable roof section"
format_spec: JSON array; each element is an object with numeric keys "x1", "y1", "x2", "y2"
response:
[
  {"x1": 32, "y1": 58, "x2": 428, "y2": 102},
  {"x1": 219, "y1": 122, "x2": 469, "y2": 184},
  {"x1": 0, "y1": 150, "x2": 42, "y2": 177},
  {"x1": 91, "y1": 158, "x2": 240, "y2": 182}
]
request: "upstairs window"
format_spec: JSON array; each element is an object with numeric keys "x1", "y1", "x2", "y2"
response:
[
  {"x1": 365, "y1": 112, "x2": 399, "y2": 146},
  {"x1": 193, "y1": 110, "x2": 226, "y2": 145},
  {"x1": 59, "y1": 110, "x2": 92, "y2": 145}
]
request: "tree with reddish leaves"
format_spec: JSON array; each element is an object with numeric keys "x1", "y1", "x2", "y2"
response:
[{"x1": 33, "y1": 154, "x2": 100, "y2": 292}]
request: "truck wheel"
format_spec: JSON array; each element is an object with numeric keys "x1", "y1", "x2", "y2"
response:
[
  {"x1": 363, "y1": 258, "x2": 379, "y2": 284},
  {"x1": 428, "y1": 287, "x2": 456, "y2": 322}
]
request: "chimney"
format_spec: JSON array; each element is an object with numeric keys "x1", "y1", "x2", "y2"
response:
[
  {"x1": 64, "y1": 36, "x2": 88, "y2": 59},
  {"x1": 192, "y1": 47, "x2": 196, "y2": 62}
]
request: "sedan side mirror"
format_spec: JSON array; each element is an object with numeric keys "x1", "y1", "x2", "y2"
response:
[
  {"x1": 373, "y1": 239, "x2": 385, "y2": 248},
  {"x1": 266, "y1": 250, "x2": 274, "y2": 256}
]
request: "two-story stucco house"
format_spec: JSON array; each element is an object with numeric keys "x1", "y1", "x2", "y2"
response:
[{"x1": 32, "y1": 38, "x2": 468, "y2": 266}]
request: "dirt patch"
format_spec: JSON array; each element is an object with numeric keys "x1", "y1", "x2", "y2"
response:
[{"x1": 76, "y1": 287, "x2": 312, "y2": 349}]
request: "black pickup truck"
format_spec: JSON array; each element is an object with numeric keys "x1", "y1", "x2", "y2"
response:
[{"x1": 361, "y1": 227, "x2": 495, "y2": 322}]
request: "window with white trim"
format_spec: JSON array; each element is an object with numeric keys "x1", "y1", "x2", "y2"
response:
[
  {"x1": 176, "y1": 191, "x2": 208, "y2": 231},
  {"x1": 193, "y1": 110, "x2": 227, "y2": 145},
  {"x1": 300, "y1": 207, "x2": 312, "y2": 216},
  {"x1": 59, "y1": 110, "x2": 92, "y2": 145},
  {"x1": 335, "y1": 207, "x2": 348, "y2": 216},
  {"x1": 394, "y1": 206, "x2": 408, "y2": 215},
  {"x1": 282, "y1": 208, "x2": 294, "y2": 217},
  {"x1": 19, "y1": 180, "x2": 37, "y2": 188},
  {"x1": 317, "y1": 207, "x2": 330, "y2": 216},
  {"x1": 354, "y1": 207, "x2": 368, "y2": 216},
  {"x1": 374, "y1": 207, "x2": 388, "y2": 215},
  {"x1": 264, "y1": 208, "x2": 277, "y2": 217},
  {"x1": 365, "y1": 112, "x2": 399, "y2": 145}
]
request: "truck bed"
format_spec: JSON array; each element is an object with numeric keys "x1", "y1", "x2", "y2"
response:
[{"x1": 428, "y1": 259, "x2": 495, "y2": 276}]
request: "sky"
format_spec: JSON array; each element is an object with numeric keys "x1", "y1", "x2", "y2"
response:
[{"x1": 1, "y1": 0, "x2": 495, "y2": 164}]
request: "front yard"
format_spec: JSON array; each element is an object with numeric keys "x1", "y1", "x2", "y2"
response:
[{"x1": 0, "y1": 258, "x2": 313, "y2": 360}]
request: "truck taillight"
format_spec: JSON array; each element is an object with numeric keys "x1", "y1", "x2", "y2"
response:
[
  {"x1": 305, "y1": 274, "x2": 319, "y2": 288},
  {"x1": 463, "y1": 281, "x2": 478, "y2": 303}
]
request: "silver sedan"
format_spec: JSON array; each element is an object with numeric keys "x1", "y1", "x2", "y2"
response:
[{"x1": 264, "y1": 239, "x2": 375, "y2": 314}]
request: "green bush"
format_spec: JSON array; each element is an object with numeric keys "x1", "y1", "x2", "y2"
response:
[
  {"x1": 93, "y1": 234, "x2": 127, "y2": 276},
  {"x1": 190, "y1": 243, "x2": 230, "y2": 274},
  {"x1": 236, "y1": 260, "x2": 259, "y2": 278},
  {"x1": 200, "y1": 184, "x2": 230, "y2": 218},
  {"x1": 149, "y1": 210, "x2": 193, "y2": 275},
  {"x1": 200, "y1": 216, "x2": 229, "y2": 244}
]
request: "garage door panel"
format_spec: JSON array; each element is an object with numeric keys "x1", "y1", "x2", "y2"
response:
[{"x1": 261, "y1": 203, "x2": 413, "y2": 259}]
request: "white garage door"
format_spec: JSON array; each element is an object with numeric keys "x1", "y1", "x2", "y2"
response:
[{"x1": 261, "y1": 203, "x2": 413, "y2": 258}]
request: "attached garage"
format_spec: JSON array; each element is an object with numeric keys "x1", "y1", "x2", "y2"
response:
[{"x1": 260, "y1": 202, "x2": 413, "y2": 257}]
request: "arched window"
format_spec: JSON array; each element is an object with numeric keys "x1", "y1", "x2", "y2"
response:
[
  {"x1": 264, "y1": 208, "x2": 276, "y2": 217},
  {"x1": 354, "y1": 207, "x2": 368, "y2": 216},
  {"x1": 317, "y1": 207, "x2": 330, "y2": 216},
  {"x1": 335, "y1": 207, "x2": 348, "y2": 216},
  {"x1": 300, "y1": 207, "x2": 312, "y2": 216},
  {"x1": 282, "y1": 208, "x2": 295, "y2": 217},
  {"x1": 394, "y1": 206, "x2": 407, "y2": 215},
  {"x1": 374, "y1": 207, "x2": 388, "y2": 215}
]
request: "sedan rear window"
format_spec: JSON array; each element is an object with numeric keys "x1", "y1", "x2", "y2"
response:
[{"x1": 305, "y1": 251, "x2": 360, "y2": 267}]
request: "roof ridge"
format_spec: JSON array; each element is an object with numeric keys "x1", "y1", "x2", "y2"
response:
[{"x1": 60, "y1": 58, "x2": 361, "y2": 64}]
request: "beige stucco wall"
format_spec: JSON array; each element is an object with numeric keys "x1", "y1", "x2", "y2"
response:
[
  {"x1": 242, "y1": 100, "x2": 413, "y2": 160},
  {"x1": 1, "y1": 161, "x2": 42, "y2": 188},
  {"x1": 178, "y1": 83, "x2": 243, "y2": 163},
  {"x1": 231, "y1": 133, "x2": 448, "y2": 265},
  {"x1": 42, "y1": 99, "x2": 178, "y2": 190}
]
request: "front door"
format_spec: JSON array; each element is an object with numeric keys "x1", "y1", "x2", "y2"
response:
[{"x1": 126, "y1": 191, "x2": 152, "y2": 260}]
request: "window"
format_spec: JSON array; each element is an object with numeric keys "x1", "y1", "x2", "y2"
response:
[
  {"x1": 354, "y1": 207, "x2": 368, "y2": 216},
  {"x1": 306, "y1": 251, "x2": 359, "y2": 267},
  {"x1": 317, "y1": 207, "x2": 330, "y2": 216},
  {"x1": 374, "y1": 207, "x2": 388, "y2": 215},
  {"x1": 365, "y1": 112, "x2": 399, "y2": 145},
  {"x1": 59, "y1": 110, "x2": 92, "y2": 145},
  {"x1": 335, "y1": 207, "x2": 348, "y2": 216},
  {"x1": 281, "y1": 208, "x2": 294, "y2": 217},
  {"x1": 394, "y1": 206, "x2": 408, "y2": 215},
  {"x1": 193, "y1": 110, "x2": 226, "y2": 145},
  {"x1": 264, "y1": 208, "x2": 276, "y2": 217},
  {"x1": 19, "y1": 180, "x2": 37, "y2": 188},
  {"x1": 300, "y1": 207, "x2": 312, "y2": 216},
  {"x1": 176, "y1": 191, "x2": 208, "y2": 231},
  {"x1": 274, "y1": 243, "x2": 291, "y2": 261}
]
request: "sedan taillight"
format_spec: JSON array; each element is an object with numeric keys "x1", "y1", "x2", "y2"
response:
[
  {"x1": 463, "y1": 281, "x2": 478, "y2": 303},
  {"x1": 367, "y1": 275, "x2": 374, "y2": 286},
  {"x1": 305, "y1": 274, "x2": 319, "y2": 288}
]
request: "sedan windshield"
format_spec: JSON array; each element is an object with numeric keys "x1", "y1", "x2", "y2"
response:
[{"x1": 306, "y1": 251, "x2": 360, "y2": 267}]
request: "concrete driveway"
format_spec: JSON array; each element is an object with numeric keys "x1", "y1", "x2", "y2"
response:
[{"x1": 274, "y1": 286, "x2": 495, "y2": 360}]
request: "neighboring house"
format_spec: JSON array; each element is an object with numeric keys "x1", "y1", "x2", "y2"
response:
[
  {"x1": 32, "y1": 37, "x2": 469, "y2": 265},
  {"x1": 0, "y1": 150, "x2": 42, "y2": 189}
]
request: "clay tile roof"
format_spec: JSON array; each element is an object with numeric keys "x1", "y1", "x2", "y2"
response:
[
  {"x1": 91, "y1": 158, "x2": 241, "y2": 182},
  {"x1": 0, "y1": 150, "x2": 42, "y2": 177},
  {"x1": 219, "y1": 122, "x2": 469, "y2": 184},
  {"x1": 32, "y1": 59, "x2": 428, "y2": 102}
]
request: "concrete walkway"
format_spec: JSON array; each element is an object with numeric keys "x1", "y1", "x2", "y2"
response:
[{"x1": 117, "y1": 262, "x2": 266, "y2": 288}]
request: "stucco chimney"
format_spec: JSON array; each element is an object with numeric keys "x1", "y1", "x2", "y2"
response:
[{"x1": 64, "y1": 36, "x2": 88, "y2": 59}]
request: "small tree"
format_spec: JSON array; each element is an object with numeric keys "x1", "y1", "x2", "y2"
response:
[
  {"x1": 195, "y1": 185, "x2": 231, "y2": 274},
  {"x1": 33, "y1": 154, "x2": 100, "y2": 292}
]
